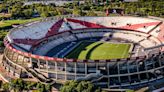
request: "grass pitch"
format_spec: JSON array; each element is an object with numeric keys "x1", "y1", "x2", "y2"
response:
[
  {"x1": 65, "y1": 41, "x2": 131, "y2": 60},
  {"x1": 0, "y1": 17, "x2": 41, "y2": 28}
]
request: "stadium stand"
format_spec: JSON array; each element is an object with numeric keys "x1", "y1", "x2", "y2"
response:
[{"x1": 2, "y1": 16, "x2": 164, "y2": 90}]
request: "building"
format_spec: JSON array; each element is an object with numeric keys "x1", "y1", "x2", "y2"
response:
[{"x1": 2, "y1": 16, "x2": 164, "y2": 90}]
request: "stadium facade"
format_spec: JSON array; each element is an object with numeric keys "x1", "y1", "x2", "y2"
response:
[{"x1": 2, "y1": 16, "x2": 164, "y2": 89}]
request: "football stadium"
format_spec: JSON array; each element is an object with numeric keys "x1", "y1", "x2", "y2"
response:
[{"x1": 2, "y1": 16, "x2": 164, "y2": 89}]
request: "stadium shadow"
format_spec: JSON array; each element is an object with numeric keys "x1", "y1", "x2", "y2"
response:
[
  {"x1": 65, "y1": 41, "x2": 95, "y2": 59},
  {"x1": 86, "y1": 43, "x2": 103, "y2": 59}
]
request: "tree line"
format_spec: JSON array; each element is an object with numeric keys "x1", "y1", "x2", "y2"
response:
[
  {"x1": 0, "y1": 0, "x2": 163, "y2": 19},
  {"x1": 0, "y1": 78, "x2": 52, "y2": 92}
]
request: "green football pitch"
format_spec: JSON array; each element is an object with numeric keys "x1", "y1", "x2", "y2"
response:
[{"x1": 65, "y1": 41, "x2": 132, "y2": 60}]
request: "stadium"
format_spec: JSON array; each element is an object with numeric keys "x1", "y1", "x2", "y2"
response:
[{"x1": 2, "y1": 16, "x2": 164, "y2": 89}]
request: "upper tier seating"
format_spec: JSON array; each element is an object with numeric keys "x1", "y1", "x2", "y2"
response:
[
  {"x1": 157, "y1": 23, "x2": 164, "y2": 43},
  {"x1": 150, "y1": 27, "x2": 161, "y2": 37},
  {"x1": 110, "y1": 32, "x2": 145, "y2": 43},
  {"x1": 58, "y1": 22, "x2": 71, "y2": 32},
  {"x1": 9, "y1": 17, "x2": 162, "y2": 41},
  {"x1": 68, "y1": 21, "x2": 87, "y2": 29},
  {"x1": 10, "y1": 20, "x2": 56, "y2": 40},
  {"x1": 140, "y1": 39, "x2": 156, "y2": 48},
  {"x1": 7, "y1": 17, "x2": 164, "y2": 52},
  {"x1": 69, "y1": 17, "x2": 161, "y2": 33}
]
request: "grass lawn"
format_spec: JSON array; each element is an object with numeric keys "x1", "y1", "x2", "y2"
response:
[
  {"x1": 66, "y1": 41, "x2": 131, "y2": 60},
  {"x1": 0, "y1": 17, "x2": 42, "y2": 28}
]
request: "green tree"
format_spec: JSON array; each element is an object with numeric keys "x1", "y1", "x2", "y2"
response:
[
  {"x1": 36, "y1": 82, "x2": 47, "y2": 92},
  {"x1": 73, "y1": 7, "x2": 82, "y2": 16},
  {"x1": 2, "y1": 83, "x2": 10, "y2": 92},
  {"x1": 86, "y1": 10, "x2": 97, "y2": 16},
  {"x1": 60, "y1": 81, "x2": 103, "y2": 92},
  {"x1": 10, "y1": 78, "x2": 25, "y2": 92},
  {"x1": 40, "y1": 11, "x2": 49, "y2": 17},
  {"x1": 23, "y1": 9, "x2": 33, "y2": 18},
  {"x1": 45, "y1": 84, "x2": 52, "y2": 92},
  {"x1": 60, "y1": 80, "x2": 78, "y2": 92}
]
